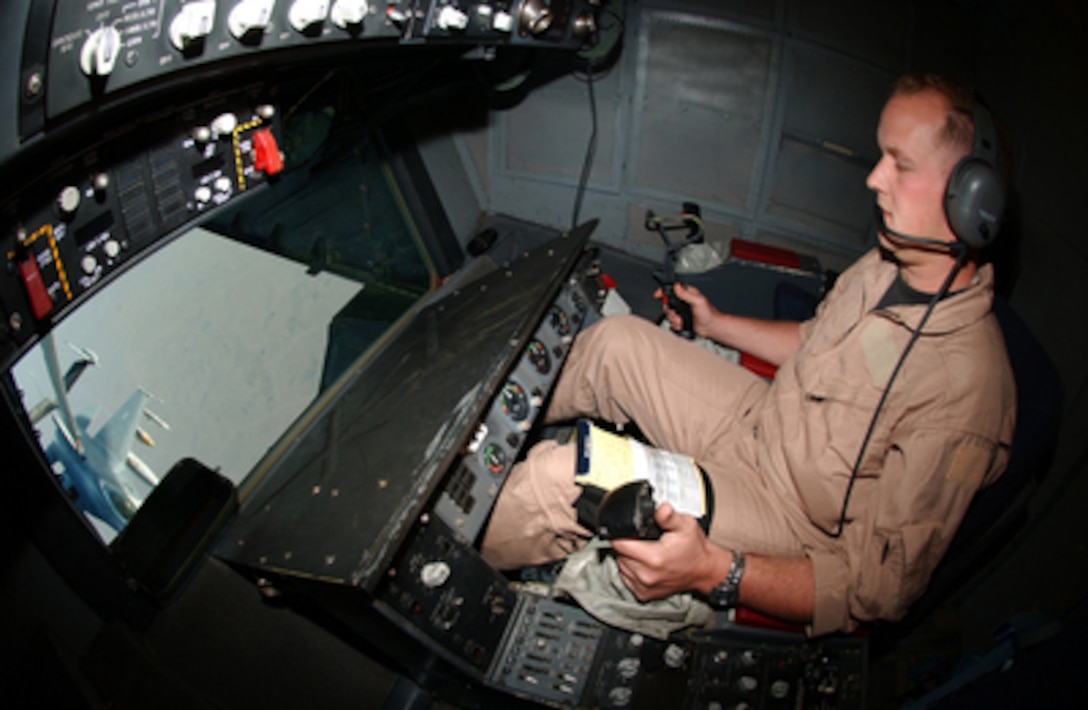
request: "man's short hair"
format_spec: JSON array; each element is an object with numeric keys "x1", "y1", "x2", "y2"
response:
[{"x1": 891, "y1": 73, "x2": 976, "y2": 158}]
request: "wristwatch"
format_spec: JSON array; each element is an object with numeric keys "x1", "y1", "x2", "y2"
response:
[{"x1": 708, "y1": 550, "x2": 746, "y2": 608}]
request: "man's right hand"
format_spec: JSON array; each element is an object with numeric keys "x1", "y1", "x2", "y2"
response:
[
  {"x1": 611, "y1": 502, "x2": 724, "y2": 602},
  {"x1": 654, "y1": 282, "x2": 719, "y2": 338}
]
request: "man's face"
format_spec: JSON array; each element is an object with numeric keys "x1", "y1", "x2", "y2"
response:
[{"x1": 866, "y1": 90, "x2": 964, "y2": 252}]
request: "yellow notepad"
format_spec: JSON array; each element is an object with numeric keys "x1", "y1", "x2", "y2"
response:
[{"x1": 575, "y1": 420, "x2": 709, "y2": 520}]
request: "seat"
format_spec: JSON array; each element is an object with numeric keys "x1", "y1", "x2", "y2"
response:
[
  {"x1": 691, "y1": 244, "x2": 1062, "y2": 644},
  {"x1": 869, "y1": 294, "x2": 1062, "y2": 654}
]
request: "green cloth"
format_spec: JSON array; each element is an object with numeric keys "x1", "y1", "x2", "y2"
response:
[{"x1": 553, "y1": 538, "x2": 712, "y2": 640}]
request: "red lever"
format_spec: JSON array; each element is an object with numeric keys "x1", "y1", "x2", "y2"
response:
[
  {"x1": 18, "y1": 253, "x2": 53, "y2": 319},
  {"x1": 252, "y1": 128, "x2": 284, "y2": 176}
]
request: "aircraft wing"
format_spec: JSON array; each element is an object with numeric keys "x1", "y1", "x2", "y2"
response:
[
  {"x1": 93, "y1": 390, "x2": 150, "y2": 476},
  {"x1": 27, "y1": 354, "x2": 93, "y2": 424},
  {"x1": 27, "y1": 396, "x2": 57, "y2": 426},
  {"x1": 63, "y1": 357, "x2": 96, "y2": 391}
]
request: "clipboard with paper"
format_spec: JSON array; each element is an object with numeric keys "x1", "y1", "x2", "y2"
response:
[{"x1": 574, "y1": 419, "x2": 714, "y2": 533}]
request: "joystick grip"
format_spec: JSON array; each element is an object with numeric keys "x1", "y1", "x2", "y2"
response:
[
  {"x1": 596, "y1": 480, "x2": 662, "y2": 540},
  {"x1": 662, "y1": 283, "x2": 695, "y2": 340}
]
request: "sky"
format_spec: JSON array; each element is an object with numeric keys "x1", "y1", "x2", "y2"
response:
[{"x1": 12, "y1": 226, "x2": 362, "y2": 533}]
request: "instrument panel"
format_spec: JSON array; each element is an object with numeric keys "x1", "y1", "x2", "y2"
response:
[
  {"x1": 432, "y1": 272, "x2": 593, "y2": 544},
  {"x1": 1, "y1": 85, "x2": 283, "y2": 364},
  {"x1": 2, "y1": 0, "x2": 604, "y2": 366},
  {"x1": 18, "y1": 0, "x2": 600, "y2": 142}
]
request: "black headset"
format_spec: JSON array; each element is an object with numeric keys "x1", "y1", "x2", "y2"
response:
[{"x1": 944, "y1": 103, "x2": 1005, "y2": 249}]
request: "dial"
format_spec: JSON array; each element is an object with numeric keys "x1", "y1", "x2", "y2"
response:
[
  {"x1": 482, "y1": 443, "x2": 507, "y2": 474},
  {"x1": 501, "y1": 381, "x2": 530, "y2": 422},
  {"x1": 525, "y1": 339, "x2": 551, "y2": 375},
  {"x1": 549, "y1": 305, "x2": 571, "y2": 337}
]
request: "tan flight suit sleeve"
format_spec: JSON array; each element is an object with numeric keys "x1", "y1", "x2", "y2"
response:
[{"x1": 806, "y1": 427, "x2": 1008, "y2": 636}]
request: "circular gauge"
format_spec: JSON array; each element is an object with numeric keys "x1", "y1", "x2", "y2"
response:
[
  {"x1": 525, "y1": 339, "x2": 552, "y2": 375},
  {"x1": 549, "y1": 305, "x2": 571, "y2": 337},
  {"x1": 501, "y1": 381, "x2": 530, "y2": 421},
  {"x1": 482, "y1": 443, "x2": 507, "y2": 474},
  {"x1": 571, "y1": 288, "x2": 587, "y2": 314}
]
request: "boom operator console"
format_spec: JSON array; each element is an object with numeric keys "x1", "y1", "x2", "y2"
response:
[{"x1": 0, "y1": 2, "x2": 866, "y2": 708}]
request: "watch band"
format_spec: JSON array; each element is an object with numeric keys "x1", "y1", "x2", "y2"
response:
[{"x1": 709, "y1": 549, "x2": 746, "y2": 608}]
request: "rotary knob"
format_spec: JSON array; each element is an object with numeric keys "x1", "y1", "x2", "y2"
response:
[
  {"x1": 436, "y1": 5, "x2": 469, "y2": 31},
  {"x1": 80, "y1": 25, "x2": 123, "y2": 77},
  {"x1": 229, "y1": 0, "x2": 276, "y2": 40},
  {"x1": 169, "y1": 0, "x2": 217, "y2": 51},
  {"x1": 492, "y1": 10, "x2": 514, "y2": 32},
  {"x1": 518, "y1": 0, "x2": 553, "y2": 36},
  {"x1": 420, "y1": 561, "x2": 451, "y2": 588},
  {"x1": 737, "y1": 675, "x2": 758, "y2": 692},
  {"x1": 289, "y1": 0, "x2": 329, "y2": 32},
  {"x1": 211, "y1": 112, "x2": 239, "y2": 137},
  {"x1": 572, "y1": 11, "x2": 597, "y2": 40},
  {"x1": 615, "y1": 657, "x2": 640, "y2": 680},
  {"x1": 663, "y1": 643, "x2": 688, "y2": 669},
  {"x1": 57, "y1": 186, "x2": 81, "y2": 219},
  {"x1": 330, "y1": 0, "x2": 369, "y2": 27}
]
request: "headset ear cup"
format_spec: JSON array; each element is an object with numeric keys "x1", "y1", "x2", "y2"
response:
[{"x1": 945, "y1": 157, "x2": 1005, "y2": 249}]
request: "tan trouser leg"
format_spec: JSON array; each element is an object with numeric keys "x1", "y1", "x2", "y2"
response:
[
  {"x1": 481, "y1": 315, "x2": 803, "y2": 568},
  {"x1": 479, "y1": 440, "x2": 589, "y2": 569}
]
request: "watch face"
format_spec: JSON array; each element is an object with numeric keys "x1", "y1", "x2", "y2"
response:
[{"x1": 710, "y1": 583, "x2": 738, "y2": 608}]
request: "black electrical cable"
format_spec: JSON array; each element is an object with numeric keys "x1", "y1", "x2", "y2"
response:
[
  {"x1": 828, "y1": 244, "x2": 970, "y2": 538},
  {"x1": 570, "y1": 56, "x2": 598, "y2": 231}
]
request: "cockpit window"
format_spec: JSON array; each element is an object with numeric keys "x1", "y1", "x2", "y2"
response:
[{"x1": 10, "y1": 107, "x2": 436, "y2": 543}]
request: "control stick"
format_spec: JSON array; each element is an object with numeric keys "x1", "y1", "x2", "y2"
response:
[{"x1": 646, "y1": 203, "x2": 703, "y2": 339}]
